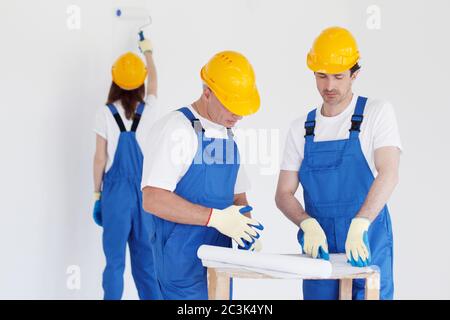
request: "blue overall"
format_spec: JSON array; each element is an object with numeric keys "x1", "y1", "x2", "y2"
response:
[
  {"x1": 151, "y1": 107, "x2": 239, "y2": 300},
  {"x1": 297, "y1": 96, "x2": 394, "y2": 300},
  {"x1": 101, "y1": 102, "x2": 160, "y2": 300}
]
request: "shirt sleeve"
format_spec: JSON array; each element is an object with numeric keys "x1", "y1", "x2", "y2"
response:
[
  {"x1": 372, "y1": 102, "x2": 403, "y2": 152},
  {"x1": 141, "y1": 114, "x2": 197, "y2": 192},
  {"x1": 93, "y1": 106, "x2": 107, "y2": 139},
  {"x1": 234, "y1": 165, "x2": 251, "y2": 194},
  {"x1": 280, "y1": 119, "x2": 304, "y2": 171}
]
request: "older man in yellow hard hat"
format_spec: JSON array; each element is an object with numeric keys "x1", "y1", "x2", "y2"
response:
[
  {"x1": 276, "y1": 27, "x2": 402, "y2": 299},
  {"x1": 141, "y1": 51, "x2": 264, "y2": 299}
]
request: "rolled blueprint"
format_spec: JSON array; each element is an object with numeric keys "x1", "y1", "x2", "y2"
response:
[{"x1": 198, "y1": 245, "x2": 332, "y2": 278}]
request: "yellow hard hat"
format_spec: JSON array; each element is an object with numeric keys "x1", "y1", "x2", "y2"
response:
[
  {"x1": 200, "y1": 51, "x2": 260, "y2": 116},
  {"x1": 307, "y1": 27, "x2": 360, "y2": 74},
  {"x1": 111, "y1": 52, "x2": 147, "y2": 90}
]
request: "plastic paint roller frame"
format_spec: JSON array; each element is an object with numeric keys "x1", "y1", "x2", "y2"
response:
[{"x1": 115, "y1": 7, "x2": 152, "y2": 41}]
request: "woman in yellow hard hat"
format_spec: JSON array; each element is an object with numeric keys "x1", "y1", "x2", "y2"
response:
[{"x1": 92, "y1": 35, "x2": 162, "y2": 300}]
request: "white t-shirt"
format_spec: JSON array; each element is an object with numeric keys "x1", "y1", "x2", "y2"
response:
[
  {"x1": 281, "y1": 94, "x2": 403, "y2": 177},
  {"x1": 93, "y1": 95, "x2": 160, "y2": 172},
  {"x1": 141, "y1": 105, "x2": 251, "y2": 194}
]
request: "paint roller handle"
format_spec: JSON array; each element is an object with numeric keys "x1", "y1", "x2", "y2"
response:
[{"x1": 138, "y1": 30, "x2": 145, "y2": 41}]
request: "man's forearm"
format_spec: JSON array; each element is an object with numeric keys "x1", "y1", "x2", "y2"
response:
[
  {"x1": 357, "y1": 171, "x2": 399, "y2": 221},
  {"x1": 275, "y1": 192, "x2": 309, "y2": 226},
  {"x1": 143, "y1": 187, "x2": 210, "y2": 225}
]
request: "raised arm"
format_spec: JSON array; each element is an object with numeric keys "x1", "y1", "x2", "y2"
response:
[{"x1": 138, "y1": 37, "x2": 157, "y2": 97}]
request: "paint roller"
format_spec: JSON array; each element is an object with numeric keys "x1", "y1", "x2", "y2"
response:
[{"x1": 115, "y1": 7, "x2": 152, "y2": 41}]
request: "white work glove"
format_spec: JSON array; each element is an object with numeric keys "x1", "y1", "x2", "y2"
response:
[
  {"x1": 299, "y1": 218, "x2": 329, "y2": 260},
  {"x1": 207, "y1": 205, "x2": 262, "y2": 247},
  {"x1": 139, "y1": 38, "x2": 153, "y2": 53}
]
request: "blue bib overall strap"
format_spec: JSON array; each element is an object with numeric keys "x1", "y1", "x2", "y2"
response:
[
  {"x1": 304, "y1": 109, "x2": 317, "y2": 140},
  {"x1": 303, "y1": 96, "x2": 367, "y2": 141},
  {"x1": 101, "y1": 102, "x2": 161, "y2": 300},
  {"x1": 151, "y1": 106, "x2": 238, "y2": 300},
  {"x1": 349, "y1": 96, "x2": 367, "y2": 139},
  {"x1": 130, "y1": 102, "x2": 146, "y2": 132},
  {"x1": 298, "y1": 96, "x2": 394, "y2": 300},
  {"x1": 177, "y1": 106, "x2": 235, "y2": 139},
  {"x1": 107, "y1": 102, "x2": 145, "y2": 132}
]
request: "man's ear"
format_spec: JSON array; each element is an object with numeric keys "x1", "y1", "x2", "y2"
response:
[
  {"x1": 351, "y1": 70, "x2": 360, "y2": 81},
  {"x1": 203, "y1": 86, "x2": 211, "y2": 100}
]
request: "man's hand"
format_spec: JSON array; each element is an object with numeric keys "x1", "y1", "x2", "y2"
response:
[
  {"x1": 207, "y1": 205, "x2": 263, "y2": 247},
  {"x1": 345, "y1": 217, "x2": 371, "y2": 267},
  {"x1": 299, "y1": 218, "x2": 329, "y2": 260}
]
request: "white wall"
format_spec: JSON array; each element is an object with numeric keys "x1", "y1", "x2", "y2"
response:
[{"x1": 1, "y1": 0, "x2": 449, "y2": 299}]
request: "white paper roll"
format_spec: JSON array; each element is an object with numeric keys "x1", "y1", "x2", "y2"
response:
[{"x1": 197, "y1": 245, "x2": 332, "y2": 278}]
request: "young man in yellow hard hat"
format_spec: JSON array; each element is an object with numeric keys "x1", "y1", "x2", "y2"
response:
[
  {"x1": 275, "y1": 27, "x2": 402, "y2": 300},
  {"x1": 141, "y1": 51, "x2": 264, "y2": 299}
]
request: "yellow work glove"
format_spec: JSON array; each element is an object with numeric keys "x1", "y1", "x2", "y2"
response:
[
  {"x1": 248, "y1": 238, "x2": 262, "y2": 252},
  {"x1": 93, "y1": 191, "x2": 101, "y2": 201},
  {"x1": 139, "y1": 38, "x2": 153, "y2": 53},
  {"x1": 299, "y1": 218, "x2": 329, "y2": 260},
  {"x1": 345, "y1": 217, "x2": 371, "y2": 267},
  {"x1": 207, "y1": 205, "x2": 262, "y2": 248}
]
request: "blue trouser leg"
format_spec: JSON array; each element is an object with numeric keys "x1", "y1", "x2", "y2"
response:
[
  {"x1": 157, "y1": 224, "x2": 209, "y2": 300},
  {"x1": 129, "y1": 209, "x2": 161, "y2": 300},
  {"x1": 159, "y1": 277, "x2": 209, "y2": 300},
  {"x1": 353, "y1": 214, "x2": 394, "y2": 300},
  {"x1": 102, "y1": 195, "x2": 131, "y2": 300},
  {"x1": 303, "y1": 279, "x2": 339, "y2": 300},
  {"x1": 156, "y1": 223, "x2": 232, "y2": 300}
]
